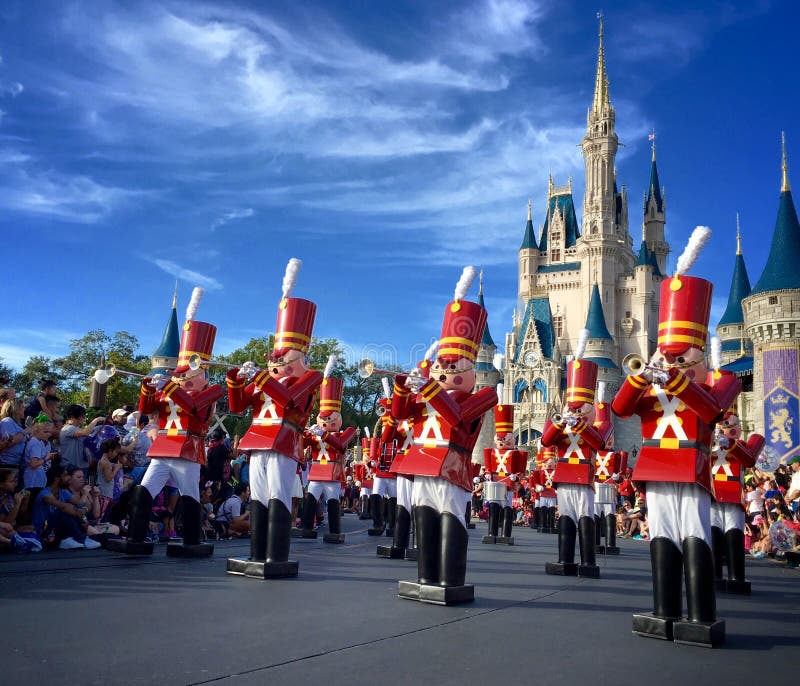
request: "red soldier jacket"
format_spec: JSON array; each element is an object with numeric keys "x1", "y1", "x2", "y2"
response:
[
  {"x1": 227, "y1": 368, "x2": 322, "y2": 462},
  {"x1": 305, "y1": 426, "x2": 357, "y2": 483},
  {"x1": 483, "y1": 448, "x2": 527, "y2": 491},
  {"x1": 542, "y1": 418, "x2": 608, "y2": 486},
  {"x1": 611, "y1": 368, "x2": 741, "y2": 493},
  {"x1": 389, "y1": 376, "x2": 497, "y2": 491},
  {"x1": 139, "y1": 379, "x2": 224, "y2": 465},
  {"x1": 371, "y1": 413, "x2": 398, "y2": 479},
  {"x1": 711, "y1": 434, "x2": 765, "y2": 507},
  {"x1": 595, "y1": 450, "x2": 624, "y2": 483},
  {"x1": 534, "y1": 466, "x2": 557, "y2": 499}
]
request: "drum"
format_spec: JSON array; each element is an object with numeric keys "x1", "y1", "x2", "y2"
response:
[
  {"x1": 596, "y1": 482, "x2": 616, "y2": 505},
  {"x1": 484, "y1": 481, "x2": 507, "y2": 502}
]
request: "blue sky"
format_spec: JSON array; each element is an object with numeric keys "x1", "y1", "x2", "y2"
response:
[{"x1": 0, "y1": 0, "x2": 795, "y2": 371}]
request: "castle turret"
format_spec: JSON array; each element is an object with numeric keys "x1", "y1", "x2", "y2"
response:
[
  {"x1": 519, "y1": 199, "x2": 540, "y2": 301},
  {"x1": 151, "y1": 286, "x2": 181, "y2": 375},
  {"x1": 643, "y1": 141, "x2": 667, "y2": 274},
  {"x1": 716, "y1": 216, "x2": 753, "y2": 366},
  {"x1": 742, "y1": 133, "x2": 800, "y2": 456}
]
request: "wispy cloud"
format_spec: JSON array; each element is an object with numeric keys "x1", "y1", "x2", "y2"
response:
[
  {"x1": 0, "y1": 328, "x2": 80, "y2": 370},
  {"x1": 0, "y1": 168, "x2": 142, "y2": 224},
  {"x1": 148, "y1": 258, "x2": 223, "y2": 291},
  {"x1": 211, "y1": 207, "x2": 254, "y2": 230}
]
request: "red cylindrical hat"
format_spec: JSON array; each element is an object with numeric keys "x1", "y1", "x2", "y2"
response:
[
  {"x1": 658, "y1": 275, "x2": 712, "y2": 354},
  {"x1": 173, "y1": 320, "x2": 217, "y2": 373},
  {"x1": 416, "y1": 358, "x2": 433, "y2": 378},
  {"x1": 565, "y1": 358, "x2": 598, "y2": 408},
  {"x1": 618, "y1": 451, "x2": 629, "y2": 474},
  {"x1": 539, "y1": 445, "x2": 557, "y2": 466},
  {"x1": 594, "y1": 399, "x2": 611, "y2": 424},
  {"x1": 437, "y1": 300, "x2": 486, "y2": 363},
  {"x1": 360, "y1": 437, "x2": 370, "y2": 452},
  {"x1": 318, "y1": 377, "x2": 343, "y2": 417},
  {"x1": 494, "y1": 404, "x2": 514, "y2": 435},
  {"x1": 272, "y1": 297, "x2": 316, "y2": 360}
]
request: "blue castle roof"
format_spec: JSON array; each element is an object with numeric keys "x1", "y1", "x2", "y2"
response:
[
  {"x1": 635, "y1": 240, "x2": 650, "y2": 267},
  {"x1": 476, "y1": 285, "x2": 495, "y2": 348},
  {"x1": 520, "y1": 216, "x2": 538, "y2": 251},
  {"x1": 153, "y1": 305, "x2": 180, "y2": 358},
  {"x1": 585, "y1": 284, "x2": 612, "y2": 340},
  {"x1": 719, "y1": 252, "x2": 752, "y2": 325},
  {"x1": 515, "y1": 297, "x2": 555, "y2": 363},
  {"x1": 539, "y1": 192, "x2": 580, "y2": 253},
  {"x1": 647, "y1": 153, "x2": 664, "y2": 213},
  {"x1": 751, "y1": 188, "x2": 800, "y2": 294}
]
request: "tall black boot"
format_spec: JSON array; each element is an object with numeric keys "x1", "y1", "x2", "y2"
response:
[
  {"x1": 531, "y1": 506, "x2": 540, "y2": 530},
  {"x1": 711, "y1": 525, "x2": 725, "y2": 588},
  {"x1": 413, "y1": 512, "x2": 475, "y2": 605},
  {"x1": 578, "y1": 515, "x2": 599, "y2": 577},
  {"x1": 499, "y1": 506, "x2": 514, "y2": 544},
  {"x1": 483, "y1": 502, "x2": 501, "y2": 543},
  {"x1": 168, "y1": 496, "x2": 213, "y2": 557},
  {"x1": 242, "y1": 498, "x2": 298, "y2": 578},
  {"x1": 228, "y1": 499, "x2": 270, "y2": 577},
  {"x1": 674, "y1": 537, "x2": 725, "y2": 647},
  {"x1": 723, "y1": 528, "x2": 751, "y2": 594},
  {"x1": 545, "y1": 515, "x2": 577, "y2": 575},
  {"x1": 604, "y1": 513, "x2": 620, "y2": 554},
  {"x1": 464, "y1": 500, "x2": 475, "y2": 529},
  {"x1": 595, "y1": 514, "x2": 603, "y2": 548},
  {"x1": 385, "y1": 496, "x2": 397, "y2": 537},
  {"x1": 368, "y1": 494, "x2": 385, "y2": 535},
  {"x1": 414, "y1": 505, "x2": 440, "y2": 585},
  {"x1": 378, "y1": 503, "x2": 411, "y2": 558},
  {"x1": 106, "y1": 485, "x2": 154, "y2": 555},
  {"x1": 251, "y1": 500, "x2": 268, "y2": 562},
  {"x1": 358, "y1": 494, "x2": 370, "y2": 519},
  {"x1": 323, "y1": 499, "x2": 345, "y2": 543},
  {"x1": 405, "y1": 505, "x2": 418, "y2": 561},
  {"x1": 633, "y1": 537, "x2": 683, "y2": 640},
  {"x1": 547, "y1": 506, "x2": 557, "y2": 533},
  {"x1": 299, "y1": 492, "x2": 318, "y2": 538}
]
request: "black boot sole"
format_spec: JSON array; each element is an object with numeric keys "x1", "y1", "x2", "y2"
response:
[
  {"x1": 105, "y1": 539, "x2": 154, "y2": 556},
  {"x1": 227, "y1": 558, "x2": 298, "y2": 578},
  {"x1": 545, "y1": 562, "x2": 577, "y2": 576},
  {"x1": 377, "y1": 545, "x2": 406, "y2": 558},
  {"x1": 632, "y1": 613, "x2": 678, "y2": 641},
  {"x1": 167, "y1": 542, "x2": 213, "y2": 558},
  {"x1": 672, "y1": 619, "x2": 726, "y2": 648},
  {"x1": 397, "y1": 581, "x2": 475, "y2": 605}
]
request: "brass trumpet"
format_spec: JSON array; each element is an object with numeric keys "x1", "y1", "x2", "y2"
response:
[
  {"x1": 357, "y1": 358, "x2": 398, "y2": 379},
  {"x1": 93, "y1": 364, "x2": 147, "y2": 385},
  {"x1": 621, "y1": 353, "x2": 668, "y2": 383},
  {"x1": 551, "y1": 412, "x2": 579, "y2": 428},
  {"x1": 188, "y1": 354, "x2": 247, "y2": 372}
]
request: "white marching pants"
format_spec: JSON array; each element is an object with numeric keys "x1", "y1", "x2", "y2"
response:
[
  {"x1": 711, "y1": 501, "x2": 745, "y2": 533},
  {"x1": 141, "y1": 458, "x2": 199, "y2": 502},
  {"x1": 396, "y1": 475, "x2": 414, "y2": 511},
  {"x1": 373, "y1": 476, "x2": 398, "y2": 498},
  {"x1": 556, "y1": 484, "x2": 595, "y2": 523},
  {"x1": 308, "y1": 480, "x2": 341, "y2": 503},
  {"x1": 647, "y1": 481, "x2": 711, "y2": 546},
  {"x1": 249, "y1": 449, "x2": 297, "y2": 512},
  {"x1": 412, "y1": 477, "x2": 470, "y2": 530}
]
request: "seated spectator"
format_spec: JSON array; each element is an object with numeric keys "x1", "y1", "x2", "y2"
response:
[
  {"x1": 60, "y1": 404, "x2": 106, "y2": 474},
  {"x1": 0, "y1": 398, "x2": 33, "y2": 467},
  {"x1": 23, "y1": 379, "x2": 58, "y2": 422},
  {"x1": 744, "y1": 476, "x2": 764, "y2": 520},
  {"x1": 32, "y1": 464, "x2": 101, "y2": 550},
  {"x1": 748, "y1": 514, "x2": 772, "y2": 558},
  {"x1": 618, "y1": 470, "x2": 634, "y2": 506},
  {"x1": 64, "y1": 465, "x2": 121, "y2": 536},
  {"x1": 20, "y1": 415, "x2": 58, "y2": 524},
  {"x1": 96, "y1": 438, "x2": 124, "y2": 519},
  {"x1": 216, "y1": 482, "x2": 250, "y2": 537},
  {"x1": 619, "y1": 501, "x2": 645, "y2": 538}
]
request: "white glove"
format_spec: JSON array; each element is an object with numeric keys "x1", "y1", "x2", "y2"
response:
[
  {"x1": 535, "y1": 485, "x2": 543, "y2": 493},
  {"x1": 152, "y1": 374, "x2": 168, "y2": 390},
  {"x1": 611, "y1": 473, "x2": 620, "y2": 481}
]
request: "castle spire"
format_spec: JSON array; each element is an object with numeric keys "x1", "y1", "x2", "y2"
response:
[
  {"x1": 719, "y1": 219, "x2": 752, "y2": 326},
  {"x1": 585, "y1": 283, "x2": 612, "y2": 340},
  {"x1": 751, "y1": 135, "x2": 800, "y2": 294},
  {"x1": 782, "y1": 130, "x2": 791, "y2": 192},
  {"x1": 151, "y1": 287, "x2": 181, "y2": 374},
  {"x1": 646, "y1": 137, "x2": 663, "y2": 212},
  {"x1": 591, "y1": 12, "x2": 611, "y2": 115},
  {"x1": 520, "y1": 199, "x2": 538, "y2": 250},
  {"x1": 476, "y1": 275, "x2": 496, "y2": 347},
  {"x1": 171, "y1": 280, "x2": 178, "y2": 309}
]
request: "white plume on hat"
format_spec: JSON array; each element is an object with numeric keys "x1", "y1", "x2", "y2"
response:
[
  {"x1": 454, "y1": 266, "x2": 478, "y2": 301},
  {"x1": 363, "y1": 426, "x2": 370, "y2": 439},
  {"x1": 596, "y1": 381, "x2": 607, "y2": 404},
  {"x1": 186, "y1": 287, "x2": 203, "y2": 321},
  {"x1": 323, "y1": 354, "x2": 337, "y2": 379},
  {"x1": 424, "y1": 340, "x2": 439, "y2": 361},
  {"x1": 675, "y1": 226, "x2": 712, "y2": 276},
  {"x1": 381, "y1": 377, "x2": 391, "y2": 399},
  {"x1": 710, "y1": 335, "x2": 722, "y2": 372},
  {"x1": 574, "y1": 328, "x2": 589, "y2": 360},
  {"x1": 282, "y1": 258, "x2": 302, "y2": 299},
  {"x1": 496, "y1": 383, "x2": 504, "y2": 404}
]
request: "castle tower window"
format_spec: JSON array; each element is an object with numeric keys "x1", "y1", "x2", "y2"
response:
[
  {"x1": 768, "y1": 296, "x2": 778, "y2": 305},
  {"x1": 553, "y1": 315, "x2": 564, "y2": 338}
]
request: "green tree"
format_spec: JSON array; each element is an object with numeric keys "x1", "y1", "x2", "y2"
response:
[
  {"x1": 0, "y1": 357, "x2": 16, "y2": 388},
  {"x1": 51, "y1": 330, "x2": 148, "y2": 411},
  {"x1": 13, "y1": 356, "x2": 56, "y2": 398}
]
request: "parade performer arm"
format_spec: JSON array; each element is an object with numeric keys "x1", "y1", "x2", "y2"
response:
[
  {"x1": 660, "y1": 368, "x2": 739, "y2": 424},
  {"x1": 250, "y1": 369, "x2": 323, "y2": 408},
  {"x1": 226, "y1": 369, "x2": 251, "y2": 414},
  {"x1": 139, "y1": 378, "x2": 160, "y2": 414},
  {"x1": 726, "y1": 434, "x2": 765, "y2": 470},
  {"x1": 459, "y1": 387, "x2": 499, "y2": 424},
  {"x1": 387, "y1": 377, "x2": 413, "y2": 425},
  {"x1": 161, "y1": 379, "x2": 225, "y2": 414},
  {"x1": 708, "y1": 373, "x2": 742, "y2": 417},
  {"x1": 540, "y1": 418, "x2": 562, "y2": 447},
  {"x1": 611, "y1": 373, "x2": 650, "y2": 418},
  {"x1": 414, "y1": 378, "x2": 496, "y2": 426},
  {"x1": 324, "y1": 425, "x2": 357, "y2": 453}
]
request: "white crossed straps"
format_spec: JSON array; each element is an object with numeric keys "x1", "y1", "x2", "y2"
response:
[
  {"x1": 414, "y1": 402, "x2": 448, "y2": 447},
  {"x1": 651, "y1": 387, "x2": 688, "y2": 441}
]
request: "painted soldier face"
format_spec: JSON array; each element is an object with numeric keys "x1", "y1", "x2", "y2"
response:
[
  {"x1": 650, "y1": 345, "x2": 707, "y2": 381},
  {"x1": 719, "y1": 414, "x2": 742, "y2": 441},
  {"x1": 269, "y1": 351, "x2": 309, "y2": 379},
  {"x1": 176, "y1": 370, "x2": 208, "y2": 392},
  {"x1": 430, "y1": 356, "x2": 476, "y2": 392},
  {"x1": 495, "y1": 432, "x2": 514, "y2": 449},
  {"x1": 317, "y1": 411, "x2": 342, "y2": 432},
  {"x1": 563, "y1": 400, "x2": 595, "y2": 424}
]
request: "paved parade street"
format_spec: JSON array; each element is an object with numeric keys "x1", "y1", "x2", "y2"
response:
[{"x1": 2, "y1": 516, "x2": 798, "y2": 686}]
